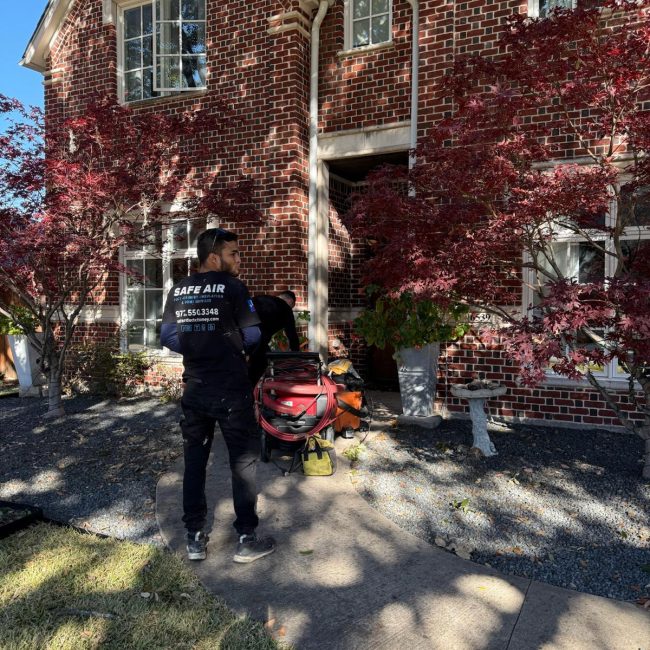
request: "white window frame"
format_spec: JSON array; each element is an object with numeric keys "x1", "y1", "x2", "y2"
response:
[
  {"x1": 152, "y1": 0, "x2": 207, "y2": 93},
  {"x1": 522, "y1": 186, "x2": 650, "y2": 381},
  {"x1": 344, "y1": 0, "x2": 393, "y2": 51},
  {"x1": 117, "y1": 0, "x2": 157, "y2": 104},
  {"x1": 117, "y1": 0, "x2": 207, "y2": 103},
  {"x1": 527, "y1": 0, "x2": 576, "y2": 19},
  {"x1": 120, "y1": 217, "x2": 204, "y2": 352}
]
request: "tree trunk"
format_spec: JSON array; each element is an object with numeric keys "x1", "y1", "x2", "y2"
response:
[
  {"x1": 642, "y1": 437, "x2": 650, "y2": 479},
  {"x1": 44, "y1": 363, "x2": 65, "y2": 418}
]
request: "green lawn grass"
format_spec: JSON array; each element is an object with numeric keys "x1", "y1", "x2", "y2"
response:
[{"x1": 0, "y1": 523, "x2": 285, "y2": 649}]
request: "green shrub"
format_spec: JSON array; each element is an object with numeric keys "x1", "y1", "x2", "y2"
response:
[
  {"x1": 156, "y1": 364, "x2": 184, "y2": 403},
  {"x1": 67, "y1": 341, "x2": 151, "y2": 397},
  {"x1": 0, "y1": 307, "x2": 39, "y2": 335},
  {"x1": 354, "y1": 286, "x2": 470, "y2": 352}
]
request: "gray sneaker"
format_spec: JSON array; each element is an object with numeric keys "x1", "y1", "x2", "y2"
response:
[
  {"x1": 233, "y1": 533, "x2": 276, "y2": 563},
  {"x1": 186, "y1": 531, "x2": 208, "y2": 560}
]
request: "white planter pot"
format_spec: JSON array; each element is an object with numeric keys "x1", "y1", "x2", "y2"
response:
[
  {"x1": 396, "y1": 343, "x2": 440, "y2": 420},
  {"x1": 8, "y1": 334, "x2": 46, "y2": 397}
]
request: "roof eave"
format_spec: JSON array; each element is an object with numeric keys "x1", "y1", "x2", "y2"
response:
[{"x1": 21, "y1": 0, "x2": 76, "y2": 74}]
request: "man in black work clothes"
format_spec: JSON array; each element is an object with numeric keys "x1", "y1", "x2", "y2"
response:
[
  {"x1": 160, "y1": 228, "x2": 275, "y2": 564},
  {"x1": 248, "y1": 290, "x2": 300, "y2": 385}
]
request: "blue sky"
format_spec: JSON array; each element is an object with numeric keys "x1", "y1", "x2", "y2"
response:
[{"x1": 0, "y1": 2, "x2": 49, "y2": 108}]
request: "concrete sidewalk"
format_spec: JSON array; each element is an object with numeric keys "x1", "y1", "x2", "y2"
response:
[{"x1": 156, "y1": 393, "x2": 650, "y2": 649}]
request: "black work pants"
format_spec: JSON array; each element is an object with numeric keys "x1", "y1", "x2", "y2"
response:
[{"x1": 180, "y1": 381, "x2": 260, "y2": 535}]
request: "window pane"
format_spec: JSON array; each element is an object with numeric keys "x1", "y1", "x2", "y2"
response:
[
  {"x1": 125, "y1": 70, "x2": 142, "y2": 102},
  {"x1": 125, "y1": 39, "x2": 142, "y2": 71},
  {"x1": 127, "y1": 322, "x2": 145, "y2": 348},
  {"x1": 126, "y1": 259, "x2": 144, "y2": 287},
  {"x1": 143, "y1": 225, "x2": 163, "y2": 252},
  {"x1": 182, "y1": 23, "x2": 205, "y2": 54},
  {"x1": 353, "y1": 20, "x2": 370, "y2": 47},
  {"x1": 146, "y1": 291, "x2": 163, "y2": 319},
  {"x1": 157, "y1": 22, "x2": 180, "y2": 54},
  {"x1": 143, "y1": 68, "x2": 155, "y2": 99},
  {"x1": 371, "y1": 14, "x2": 389, "y2": 43},
  {"x1": 142, "y1": 4, "x2": 153, "y2": 34},
  {"x1": 171, "y1": 221, "x2": 188, "y2": 251},
  {"x1": 127, "y1": 291, "x2": 144, "y2": 320},
  {"x1": 158, "y1": 57, "x2": 181, "y2": 88},
  {"x1": 619, "y1": 240, "x2": 650, "y2": 280},
  {"x1": 171, "y1": 258, "x2": 190, "y2": 283},
  {"x1": 575, "y1": 329, "x2": 606, "y2": 374},
  {"x1": 577, "y1": 242, "x2": 604, "y2": 283},
  {"x1": 189, "y1": 220, "x2": 202, "y2": 248},
  {"x1": 146, "y1": 320, "x2": 162, "y2": 347},
  {"x1": 142, "y1": 35, "x2": 153, "y2": 67},
  {"x1": 144, "y1": 258, "x2": 163, "y2": 287},
  {"x1": 621, "y1": 187, "x2": 650, "y2": 228},
  {"x1": 125, "y1": 7, "x2": 142, "y2": 39},
  {"x1": 181, "y1": 56, "x2": 206, "y2": 88},
  {"x1": 373, "y1": 0, "x2": 388, "y2": 13},
  {"x1": 181, "y1": 0, "x2": 205, "y2": 20},
  {"x1": 156, "y1": 0, "x2": 180, "y2": 21},
  {"x1": 353, "y1": 0, "x2": 370, "y2": 19}
]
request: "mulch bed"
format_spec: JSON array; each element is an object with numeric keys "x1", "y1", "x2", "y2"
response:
[{"x1": 0, "y1": 394, "x2": 181, "y2": 545}]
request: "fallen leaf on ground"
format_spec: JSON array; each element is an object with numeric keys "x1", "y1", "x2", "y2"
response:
[{"x1": 299, "y1": 549, "x2": 313, "y2": 556}]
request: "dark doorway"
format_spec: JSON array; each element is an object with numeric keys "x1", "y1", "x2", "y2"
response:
[{"x1": 326, "y1": 151, "x2": 408, "y2": 389}]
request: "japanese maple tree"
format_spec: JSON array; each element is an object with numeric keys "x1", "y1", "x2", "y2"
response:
[
  {"x1": 0, "y1": 95, "x2": 254, "y2": 417},
  {"x1": 348, "y1": 0, "x2": 650, "y2": 475}
]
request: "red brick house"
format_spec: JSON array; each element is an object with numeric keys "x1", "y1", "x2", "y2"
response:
[{"x1": 21, "y1": 0, "x2": 648, "y2": 429}]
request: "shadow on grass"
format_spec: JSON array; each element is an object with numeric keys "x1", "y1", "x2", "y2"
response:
[
  {"x1": 0, "y1": 395, "x2": 182, "y2": 542},
  {"x1": 0, "y1": 522, "x2": 281, "y2": 649}
]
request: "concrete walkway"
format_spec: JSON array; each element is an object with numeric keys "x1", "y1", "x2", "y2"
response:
[{"x1": 156, "y1": 392, "x2": 650, "y2": 649}]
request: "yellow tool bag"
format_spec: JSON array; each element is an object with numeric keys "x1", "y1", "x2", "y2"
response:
[{"x1": 301, "y1": 433, "x2": 337, "y2": 476}]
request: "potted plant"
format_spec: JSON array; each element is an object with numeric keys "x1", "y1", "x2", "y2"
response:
[
  {"x1": 354, "y1": 287, "x2": 469, "y2": 426},
  {"x1": 0, "y1": 307, "x2": 45, "y2": 397}
]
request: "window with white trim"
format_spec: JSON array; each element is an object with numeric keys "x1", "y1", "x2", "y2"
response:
[
  {"x1": 122, "y1": 219, "x2": 201, "y2": 350},
  {"x1": 345, "y1": 0, "x2": 392, "y2": 50},
  {"x1": 154, "y1": 0, "x2": 207, "y2": 92},
  {"x1": 527, "y1": 0, "x2": 576, "y2": 19},
  {"x1": 522, "y1": 186, "x2": 650, "y2": 380},
  {"x1": 118, "y1": 0, "x2": 206, "y2": 103},
  {"x1": 121, "y1": 2, "x2": 157, "y2": 102}
]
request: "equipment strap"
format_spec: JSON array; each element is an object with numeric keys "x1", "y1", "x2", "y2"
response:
[{"x1": 335, "y1": 396, "x2": 364, "y2": 418}]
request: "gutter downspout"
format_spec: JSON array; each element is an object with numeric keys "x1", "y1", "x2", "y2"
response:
[
  {"x1": 407, "y1": 0, "x2": 419, "y2": 171},
  {"x1": 308, "y1": 0, "x2": 332, "y2": 358}
]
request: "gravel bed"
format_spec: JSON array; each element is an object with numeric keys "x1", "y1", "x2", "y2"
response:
[
  {"x1": 0, "y1": 395, "x2": 181, "y2": 545},
  {"x1": 353, "y1": 415, "x2": 650, "y2": 602}
]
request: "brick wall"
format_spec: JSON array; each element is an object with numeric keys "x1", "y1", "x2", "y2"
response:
[
  {"x1": 39, "y1": 0, "x2": 647, "y2": 428},
  {"x1": 46, "y1": 0, "x2": 313, "y2": 308}
]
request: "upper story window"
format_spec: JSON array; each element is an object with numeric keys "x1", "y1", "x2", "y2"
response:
[
  {"x1": 119, "y1": 0, "x2": 206, "y2": 103},
  {"x1": 154, "y1": 0, "x2": 207, "y2": 91},
  {"x1": 122, "y1": 3, "x2": 157, "y2": 102},
  {"x1": 345, "y1": 0, "x2": 392, "y2": 50},
  {"x1": 528, "y1": 0, "x2": 576, "y2": 18}
]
